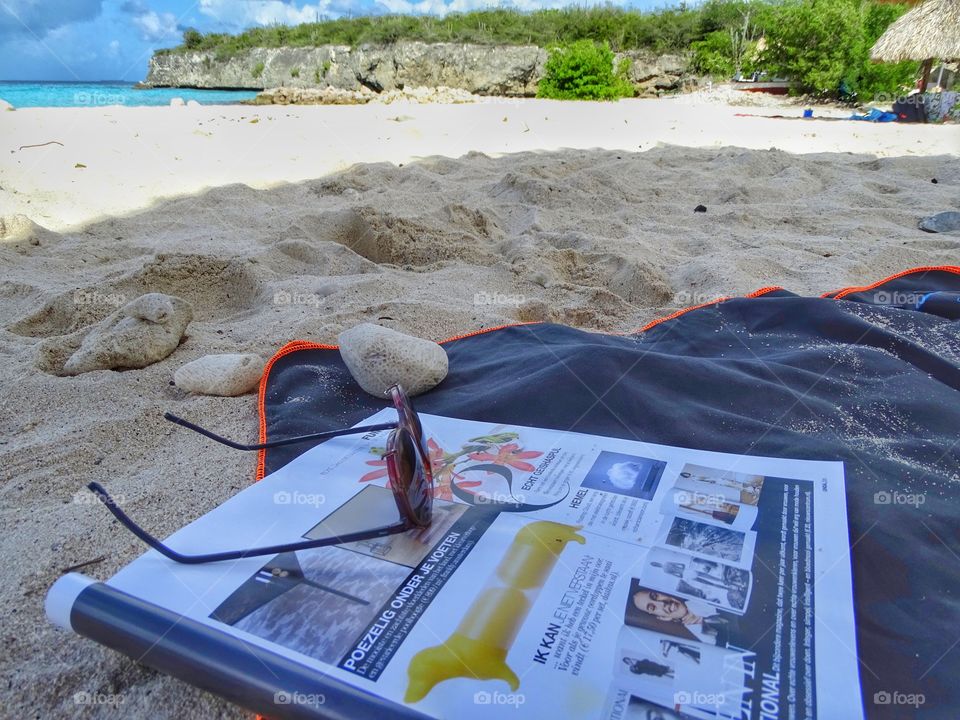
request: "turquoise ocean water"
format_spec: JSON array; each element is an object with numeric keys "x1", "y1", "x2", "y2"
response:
[{"x1": 0, "y1": 81, "x2": 258, "y2": 108}]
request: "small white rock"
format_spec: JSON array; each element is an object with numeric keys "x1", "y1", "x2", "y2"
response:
[
  {"x1": 174, "y1": 353, "x2": 265, "y2": 396},
  {"x1": 169, "y1": 97, "x2": 185, "y2": 107},
  {"x1": 186, "y1": 99, "x2": 201, "y2": 108},
  {"x1": 338, "y1": 323, "x2": 447, "y2": 398}
]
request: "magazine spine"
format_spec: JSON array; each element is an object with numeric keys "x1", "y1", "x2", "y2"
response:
[{"x1": 45, "y1": 573, "x2": 426, "y2": 720}]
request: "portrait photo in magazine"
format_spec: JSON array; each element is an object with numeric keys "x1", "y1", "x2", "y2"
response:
[{"x1": 624, "y1": 580, "x2": 738, "y2": 647}]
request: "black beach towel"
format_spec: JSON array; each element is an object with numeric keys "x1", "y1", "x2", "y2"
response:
[{"x1": 256, "y1": 266, "x2": 960, "y2": 719}]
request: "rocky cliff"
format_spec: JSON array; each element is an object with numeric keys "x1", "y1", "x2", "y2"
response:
[{"x1": 144, "y1": 42, "x2": 690, "y2": 97}]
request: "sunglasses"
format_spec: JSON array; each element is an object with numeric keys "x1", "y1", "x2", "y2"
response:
[{"x1": 87, "y1": 385, "x2": 434, "y2": 564}]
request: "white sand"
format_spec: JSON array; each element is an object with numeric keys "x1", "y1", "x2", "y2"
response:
[
  {"x1": 3, "y1": 93, "x2": 958, "y2": 230},
  {"x1": 0, "y1": 92, "x2": 958, "y2": 718}
]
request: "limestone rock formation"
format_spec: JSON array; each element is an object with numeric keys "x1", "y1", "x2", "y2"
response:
[{"x1": 144, "y1": 42, "x2": 689, "y2": 98}]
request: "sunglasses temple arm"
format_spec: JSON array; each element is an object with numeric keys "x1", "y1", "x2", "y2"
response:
[
  {"x1": 86, "y1": 482, "x2": 411, "y2": 565},
  {"x1": 163, "y1": 413, "x2": 396, "y2": 451}
]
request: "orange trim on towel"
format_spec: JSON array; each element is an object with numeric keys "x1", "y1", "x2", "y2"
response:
[
  {"x1": 255, "y1": 341, "x2": 337, "y2": 481},
  {"x1": 747, "y1": 286, "x2": 784, "y2": 298},
  {"x1": 631, "y1": 286, "x2": 783, "y2": 334},
  {"x1": 822, "y1": 265, "x2": 960, "y2": 300},
  {"x1": 438, "y1": 321, "x2": 543, "y2": 344},
  {"x1": 253, "y1": 264, "x2": 960, "y2": 480}
]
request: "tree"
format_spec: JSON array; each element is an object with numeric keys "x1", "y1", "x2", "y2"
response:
[
  {"x1": 760, "y1": 0, "x2": 917, "y2": 98},
  {"x1": 182, "y1": 27, "x2": 203, "y2": 50}
]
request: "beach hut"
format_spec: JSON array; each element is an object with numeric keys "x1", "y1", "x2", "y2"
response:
[{"x1": 870, "y1": 0, "x2": 960, "y2": 91}]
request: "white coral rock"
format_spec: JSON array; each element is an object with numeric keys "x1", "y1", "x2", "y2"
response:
[
  {"x1": 63, "y1": 293, "x2": 192, "y2": 375},
  {"x1": 174, "y1": 353, "x2": 265, "y2": 396},
  {"x1": 338, "y1": 323, "x2": 448, "y2": 398}
]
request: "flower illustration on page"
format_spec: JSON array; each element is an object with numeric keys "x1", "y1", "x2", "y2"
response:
[{"x1": 467, "y1": 443, "x2": 542, "y2": 473}]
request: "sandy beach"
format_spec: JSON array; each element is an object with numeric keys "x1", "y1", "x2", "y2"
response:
[
  {"x1": 1, "y1": 92, "x2": 958, "y2": 718},
  {"x1": 3, "y1": 93, "x2": 958, "y2": 230}
]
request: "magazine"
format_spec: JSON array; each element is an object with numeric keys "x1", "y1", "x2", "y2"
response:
[{"x1": 46, "y1": 410, "x2": 862, "y2": 719}]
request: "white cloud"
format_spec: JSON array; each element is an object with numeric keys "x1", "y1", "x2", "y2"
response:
[
  {"x1": 606, "y1": 462, "x2": 642, "y2": 491},
  {"x1": 199, "y1": 0, "x2": 333, "y2": 28},
  {"x1": 131, "y1": 9, "x2": 179, "y2": 41}
]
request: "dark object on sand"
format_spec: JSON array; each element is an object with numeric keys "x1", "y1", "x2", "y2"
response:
[
  {"x1": 694, "y1": 204, "x2": 707, "y2": 213},
  {"x1": 919, "y1": 211, "x2": 960, "y2": 233},
  {"x1": 931, "y1": 178, "x2": 938, "y2": 184},
  {"x1": 893, "y1": 97, "x2": 927, "y2": 123}
]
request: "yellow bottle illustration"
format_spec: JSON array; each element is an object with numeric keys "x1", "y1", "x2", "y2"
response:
[{"x1": 405, "y1": 521, "x2": 586, "y2": 703}]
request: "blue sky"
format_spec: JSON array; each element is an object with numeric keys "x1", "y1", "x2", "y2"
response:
[{"x1": 0, "y1": 0, "x2": 663, "y2": 81}]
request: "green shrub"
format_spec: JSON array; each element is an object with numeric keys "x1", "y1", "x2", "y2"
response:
[
  {"x1": 537, "y1": 40, "x2": 634, "y2": 100},
  {"x1": 290, "y1": 67, "x2": 300, "y2": 78},
  {"x1": 251, "y1": 61, "x2": 265, "y2": 79},
  {"x1": 692, "y1": 0, "x2": 767, "y2": 78},
  {"x1": 692, "y1": 30, "x2": 737, "y2": 77},
  {"x1": 182, "y1": 28, "x2": 203, "y2": 50},
  {"x1": 761, "y1": 0, "x2": 917, "y2": 98}
]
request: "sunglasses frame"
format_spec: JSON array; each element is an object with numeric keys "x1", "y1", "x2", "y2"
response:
[{"x1": 88, "y1": 385, "x2": 434, "y2": 564}]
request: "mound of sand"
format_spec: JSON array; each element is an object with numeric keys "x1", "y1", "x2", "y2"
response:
[{"x1": 2, "y1": 145, "x2": 958, "y2": 718}]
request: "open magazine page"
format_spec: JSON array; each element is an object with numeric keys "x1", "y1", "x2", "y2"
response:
[{"x1": 104, "y1": 410, "x2": 862, "y2": 719}]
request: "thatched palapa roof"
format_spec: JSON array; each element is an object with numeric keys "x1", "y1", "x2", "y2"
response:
[{"x1": 871, "y1": 0, "x2": 960, "y2": 62}]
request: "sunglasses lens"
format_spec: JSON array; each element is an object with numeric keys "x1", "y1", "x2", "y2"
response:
[
  {"x1": 392, "y1": 386, "x2": 431, "y2": 475},
  {"x1": 395, "y1": 428, "x2": 432, "y2": 526}
]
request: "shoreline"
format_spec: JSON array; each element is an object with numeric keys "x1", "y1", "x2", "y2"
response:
[{"x1": 3, "y1": 95, "x2": 957, "y2": 233}]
